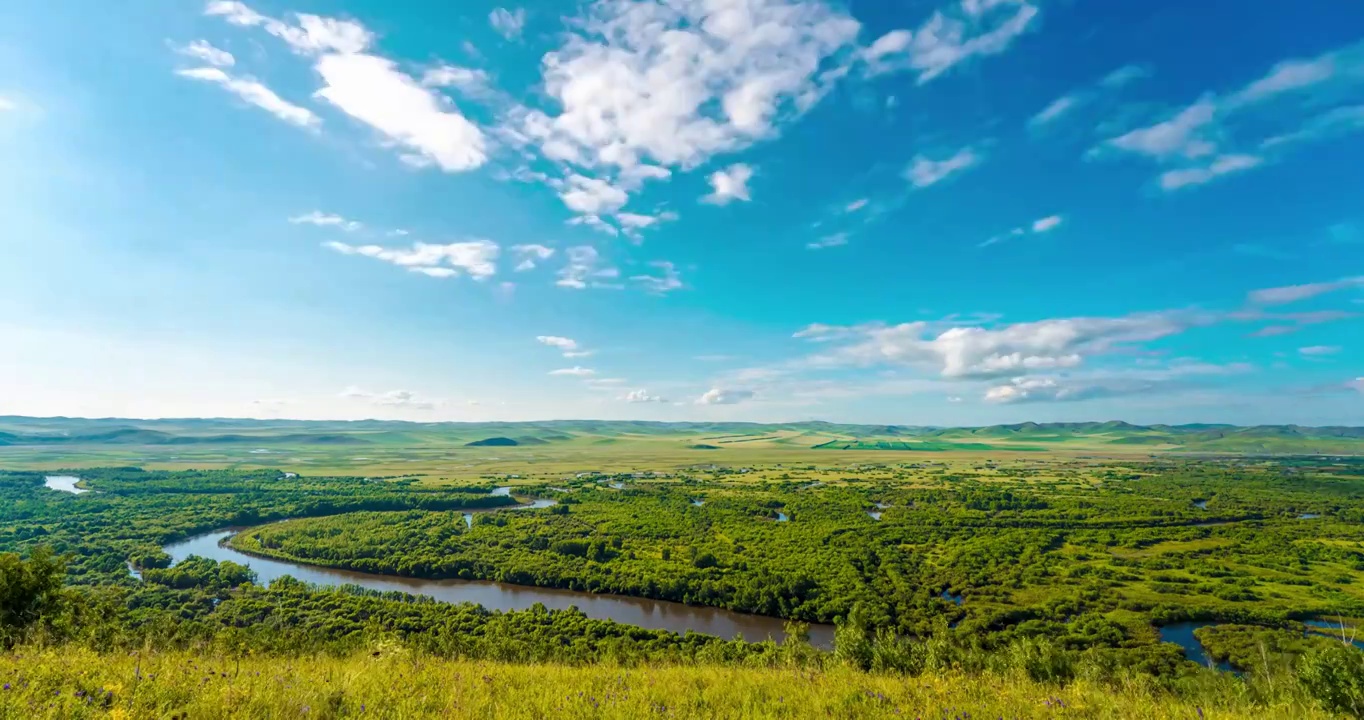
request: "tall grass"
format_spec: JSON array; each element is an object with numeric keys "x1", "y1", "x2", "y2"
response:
[{"x1": 0, "y1": 644, "x2": 1341, "y2": 719}]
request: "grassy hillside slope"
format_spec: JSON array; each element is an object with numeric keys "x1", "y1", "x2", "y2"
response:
[{"x1": 0, "y1": 645, "x2": 1335, "y2": 719}]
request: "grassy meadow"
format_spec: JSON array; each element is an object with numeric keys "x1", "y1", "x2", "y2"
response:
[{"x1": 0, "y1": 645, "x2": 1340, "y2": 719}]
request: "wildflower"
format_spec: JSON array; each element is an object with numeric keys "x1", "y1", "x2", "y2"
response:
[{"x1": 2, "y1": 684, "x2": 8, "y2": 690}]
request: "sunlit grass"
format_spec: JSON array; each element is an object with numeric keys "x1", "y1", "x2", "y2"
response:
[{"x1": 0, "y1": 645, "x2": 1336, "y2": 719}]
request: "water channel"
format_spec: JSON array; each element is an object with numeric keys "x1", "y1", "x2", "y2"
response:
[{"x1": 161, "y1": 502, "x2": 835, "y2": 649}]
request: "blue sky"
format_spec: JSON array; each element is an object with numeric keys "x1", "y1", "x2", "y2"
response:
[{"x1": 0, "y1": 0, "x2": 1360, "y2": 425}]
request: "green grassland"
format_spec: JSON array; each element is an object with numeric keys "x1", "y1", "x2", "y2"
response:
[
  {"x1": 5, "y1": 417, "x2": 1364, "y2": 717},
  {"x1": 1, "y1": 416, "x2": 1361, "y2": 479}
]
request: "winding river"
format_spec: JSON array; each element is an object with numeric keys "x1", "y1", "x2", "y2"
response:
[{"x1": 162, "y1": 512, "x2": 835, "y2": 649}]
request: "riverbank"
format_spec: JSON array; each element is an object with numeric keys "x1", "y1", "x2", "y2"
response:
[
  {"x1": 165, "y1": 525, "x2": 837, "y2": 647},
  {"x1": 0, "y1": 644, "x2": 1335, "y2": 719}
]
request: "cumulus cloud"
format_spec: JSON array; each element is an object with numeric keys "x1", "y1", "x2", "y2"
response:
[
  {"x1": 340, "y1": 386, "x2": 439, "y2": 409},
  {"x1": 697, "y1": 388, "x2": 756, "y2": 405},
  {"x1": 983, "y1": 376, "x2": 1143, "y2": 404},
  {"x1": 905, "y1": 147, "x2": 980, "y2": 188},
  {"x1": 176, "y1": 67, "x2": 320, "y2": 129},
  {"x1": 556, "y1": 246, "x2": 620, "y2": 289},
  {"x1": 863, "y1": 0, "x2": 1039, "y2": 83},
  {"x1": 205, "y1": 2, "x2": 486, "y2": 172},
  {"x1": 1300, "y1": 345, "x2": 1341, "y2": 356},
  {"x1": 511, "y1": 244, "x2": 555, "y2": 271},
  {"x1": 624, "y1": 389, "x2": 666, "y2": 403},
  {"x1": 549, "y1": 366, "x2": 595, "y2": 377},
  {"x1": 290, "y1": 211, "x2": 362, "y2": 231},
  {"x1": 489, "y1": 7, "x2": 526, "y2": 40},
  {"x1": 421, "y1": 64, "x2": 492, "y2": 95},
  {"x1": 560, "y1": 174, "x2": 629, "y2": 215},
  {"x1": 796, "y1": 312, "x2": 1200, "y2": 379},
  {"x1": 177, "y1": 39, "x2": 235, "y2": 67},
  {"x1": 701, "y1": 164, "x2": 754, "y2": 205},
  {"x1": 324, "y1": 239, "x2": 499, "y2": 279},
  {"x1": 507, "y1": 0, "x2": 860, "y2": 220}
]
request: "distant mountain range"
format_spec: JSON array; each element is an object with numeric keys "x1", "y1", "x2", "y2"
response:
[{"x1": 0, "y1": 416, "x2": 1361, "y2": 454}]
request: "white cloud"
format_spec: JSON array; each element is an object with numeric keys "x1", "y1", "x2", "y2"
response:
[
  {"x1": 807, "y1": 232, "x2": 849, "y2": 250},
  {"x1": 864, "y1": 0, "x2": 1039, "y2": 83},
  {"x1": 549, "y1": 366, "x2": 595, "y2": 377},
  {"x1": 1108, "y1": 98, "x2": 1218, "y2": 160},
  {"x1": 982, "y1": 376, "x2": 1140, "y2": 404},
  {"x1": 631, "y1": 261, "x2": 683, "y2": 294},
  {"x1": 314, "y1": 53, "x2": 487, "y2": 172},
  {"x1": 1300, "y1": 345, "x2": 1341, "y2": 356},
  {"x1": 1349, "y1": 378, "x2": 1364, "y2": 393},
  {"x1": 205, "y1": 2, "x2": 486, "y2": 172},
  {"x1": 1158, "y1": 154, "x2": 1263, "y2": 191},
  {"x1": 0, "y1": 97, "x2": 14, "y2": 112},
  {"x1": 340, "y1": 386, "x2": 439, "y2": 409},
  {"x1": 1029, "y1": 95, "x2": 1077, "y2": 127},
  {"x1": 978, "y1": 227, "x2": 1026, "y2": 248},
  {"x1": 489, "y1": 7, "x2": 526, "y2": 41},
  {"x1": 560, "y1": 174, "x2": 629, "y2": 215},
  {"x1": 537, "y1": 335, "x2": 593, "y2": 358},
  {"x1": 556, "y1": 246, "x2": 620, "y2": 289},
  {"x1": 906, "y1": 147, "x2": 980, "y2": 188},
  {"x1": 1031, "y1": 215, "x2": 1063, "y2": 233},
  {"x1": 509, "y1": 0, "x2": 860, "y2": 214},
  {"x1": 325, "y1": 239, "x2": 499, "y2": 279},
  {"x1": 1100, "y1": 64, "x2": 1151, "y2": 89},
  {"x1": 616, "y1": 211, "x2": 679, "y2": 238},
  {"x1": 421, "y1": 64, "x2": 492, "y2": 95},
  {"x1": 1097, "y1": 41, "x2": 1364, "y2": 191},
  {"x1": 623, "y1": 389, "x2": 666, "y2": 403},
  {"x1": 1228, "y1": 53, "x2": 1344, "y2": 108},
  {"x1": 205, "y1": 2, "x2": 373, "y2": 55},
  {"x1": 697, "y1": 388, "x2": 756, "y2": 405},
  {"x1": 701, "y1": 164, "x2": 754, "y2": 205},
  {"x1": 1028, "y1": 64, "x2": 1150, "y2": 132},
  {"x1": 1261, "y1": 105, "x2": 1364, "y2": 149},
  {"x1": 796, "y1": 311, "x2": 1198, "y2": 379},
  {"x1": 1247, "y1": 276, "x2": 1364, "y2": 306},
  {"x1": 177, "y1": 39, "x2": 235, "y2": 68},
  {"x1": 536, "y1": 336, "x2": 579, "y2": 351},
  {"x1": 289, "y1": 211, "x2": 362, "y2": 231},
  {"x1": 176, "y1": 67, "x2": 320, "y2": 129},
  {"x1": 511, "y1": 244, "x2": 555, "y2": 271},
  {"x1": 845, "y1": 198, "x2": 869, "y2": 212}
]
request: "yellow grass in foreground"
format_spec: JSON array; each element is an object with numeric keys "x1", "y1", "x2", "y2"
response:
[{"x1": 0, "y1": 646, "x2": 1334, "y2": 719}]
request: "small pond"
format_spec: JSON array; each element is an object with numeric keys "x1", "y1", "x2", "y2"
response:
[
  {"x1": 43, "y1": 476, "x2": 88, "y2": 495},
  {"x1": 1157, "y1": 623, "x2": 1234, "y2": 672}
]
